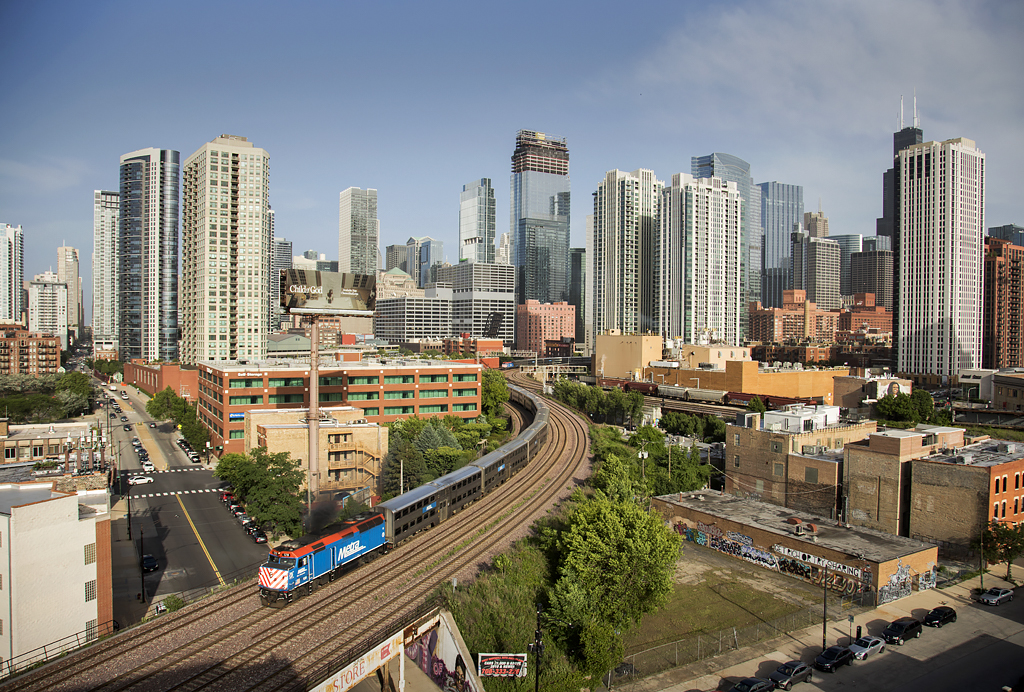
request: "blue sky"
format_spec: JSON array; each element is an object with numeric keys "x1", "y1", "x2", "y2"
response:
[{"x1": 1, "y1": 0, "x2": 1021, "y2": 320}]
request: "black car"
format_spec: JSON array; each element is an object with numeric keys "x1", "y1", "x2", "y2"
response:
[
  {"x1": 727, "y1": 677, "x2": 773, "y2": 692},
  {"x1": 140, "y1": 554, "x2": 159, "y2": 572},
  {"x1": 109, "y1": 412, "x2": 117, "y2": 418},
  {"x1": 924, "y1": 606, "x2": 957, "y2": 627},
  {"x1": 252, "y1": 529, "x2": 268, "y2": 544},
  {"x1": 814, "y1": 646, "x2": 853, "y2": 672},
  {"x1": 882, "y1": 617, "x2": 923, "y2": 645},
  {"x1": 768, "y1": 661, "x2": 813, "y2": 690},
  {"x1": 123, "y1": 424, "x2": 132, "y2": 431}
]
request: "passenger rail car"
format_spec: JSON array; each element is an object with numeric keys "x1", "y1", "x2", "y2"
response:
[{"x1": 258, "y1": 383, "x2": 550, "y2": 605}]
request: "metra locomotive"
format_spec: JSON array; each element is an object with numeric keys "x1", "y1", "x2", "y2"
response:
[{"x1": 258, "y1": 384, "x2": 548, "y2": 605}]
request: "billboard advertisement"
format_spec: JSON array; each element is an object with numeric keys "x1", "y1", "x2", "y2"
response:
[
  {"x1": 477, "y1": 653, "x2": 528, "y2": 678},
  {"x1": 280, "y1": 270, "x2": 376, "y2": 316}
]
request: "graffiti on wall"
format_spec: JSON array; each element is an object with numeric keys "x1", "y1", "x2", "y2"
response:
[
  {"x1": 772, "y1": 545, "x2": 863, "y2": 579},
  {"x1": 673, "y1": 521, "x2": 779, "y2": 570},
  {"x1": 916, "y1": 564, "x2": 937, "y2": 591},
  {"x1": 877, "y1": 559, "x2": 913, "y2": 605},
  {"x1": 406, "y1": 628, "x2": 474, "y2": 692}
]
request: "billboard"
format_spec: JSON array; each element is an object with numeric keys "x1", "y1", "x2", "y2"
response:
[
  {"x1": 477, "y1": 653, "x2": 528, "y2": 678},
  {"x1": 280, "y1": 270, "x2": 376, "y2": 316}
]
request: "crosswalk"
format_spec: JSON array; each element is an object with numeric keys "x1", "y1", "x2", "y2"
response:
[{"x1": 132, "y1": 488, "x2": 222, "y2": 498}]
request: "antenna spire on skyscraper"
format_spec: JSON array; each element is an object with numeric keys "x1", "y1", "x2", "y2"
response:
[
  {"x1": 913, "y1": 89, "x2": 919, "y2": 128},
  {"x1": 900, "y1": 95, "x2": 904, "y2": 130}
]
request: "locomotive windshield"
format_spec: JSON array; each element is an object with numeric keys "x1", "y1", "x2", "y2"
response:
[{"x1": 267, "y1": 555, "x2": 296, "y2": 568}]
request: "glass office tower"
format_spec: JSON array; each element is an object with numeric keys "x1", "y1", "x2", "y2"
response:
[
  {"x1": 510, "y1": 130, "x2": 570, "y2": 306},
  {"x1": 118, "y1": 148, "x2": 179, "y2": 362},
  {"x1": 759, "y1": 181, "x2": 804, "y2": 308},
  {"x1": 459, "y1": 179, "x2": 496, "y2": 264}
]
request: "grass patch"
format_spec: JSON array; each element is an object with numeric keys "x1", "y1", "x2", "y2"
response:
[
  {"x1": 624, "y1": 568, "x2": 807, "y2": 653},
  {"x1": 964, "y1": 426, "x2": 1024, "y2": 443}
]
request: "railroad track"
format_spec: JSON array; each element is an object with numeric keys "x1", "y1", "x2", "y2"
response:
[{"x1": 6, "y1": 373, "x2": 590, "y2": 692}]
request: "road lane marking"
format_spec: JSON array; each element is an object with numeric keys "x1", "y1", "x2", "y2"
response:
[{"x1": 176, "y1": 494, "x2": 226, "y2": 586}]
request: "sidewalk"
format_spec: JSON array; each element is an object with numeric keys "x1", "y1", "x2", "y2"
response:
[
  {"x1": 110, "y1": 496, "x2": 161, "y2": 627},
  {"x1": 613, "y1": 566, "x2": 1016, "y2": 692}
]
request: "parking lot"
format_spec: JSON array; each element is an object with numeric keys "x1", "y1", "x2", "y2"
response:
[{"x1": 617, "y1": 567, "x2": 1024, "y2": 692}]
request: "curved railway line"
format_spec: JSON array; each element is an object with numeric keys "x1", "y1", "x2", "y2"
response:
[{"x1": 4, "y1": 373, "x2": 590, "y2": 692}]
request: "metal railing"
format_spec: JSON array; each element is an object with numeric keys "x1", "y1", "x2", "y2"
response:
[
  {"x1": 1, "y1": 620, "x2": 118, "y2": 680},
  {"x1": 614, "y1": 598, "x2": 863, "y2": 684}
]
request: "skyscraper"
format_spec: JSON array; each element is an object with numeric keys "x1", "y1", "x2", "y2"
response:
[
  {"x1": 983, "y1": 236, "x2": 1024, "y2": 370},
  {"x1": 496, "y1": 232, "x2": 512, "y2": 265},
  {"x1": 692, "y1": 153, "x2": 762, "y2": 321},
  {"x1": 0, "y1": 224, "x2": 24, "y2": 324},
  {"x1": 568, "y1": 247, "x2": 585, "y2": 347},
  {"x1": 803, "y1": 210, "x2": 829, "y2": 238},
  {"x1": 830, "y1": 234, "x2": 863, "y2": 297},
  {"x1": 989, "y1": 224, "x2": 1024, "y2": 247},
  {"x1": 92, "y1": 191, "x2": 119, "y2": 353},
  {"x1": 897, "y1": 137, "x2": 985, "y2": 380},
  {"x1": 877, "y1": 98, "x2": 924, "y2": 240},
  {"x1": 180, "y1": 135, "x2": 270, "y2": 364},
  {"x1": 436, "y1": 262, "x2": 517, "y2": 346},
  {"x1": 791, "y1": 230, "x2": 840, "y2": 310},
  {"x1": 459, "y1": 179, "x2": 496, "y2": 264},
  {"x1": 56, "y1": 246, "x2": 81, "y2": 344},
  {"x1": 759, "y1": 181, "x2": 804, "y2": 308},
  {"x1": 658, "y1": 174, "x2": 743, "y2": 345},
  {"x1": 510, "y1": 130, "x2": 570, "y2": 306},
  {"x1": 118, "y1": 148, "x2": 179, "y2": 362},
  {"x1": 408, "y1": 236, "x2": 444, "y2": 288},
  {"x1": 28, "y1": 271, "x2": 68, "y2": 350},
  {"x1": 589, "y1": 168, "x2": 662, "y2": 344},
  {"x1": 851, "y1": 247, "x2": 893, "y2": 310},
  {"x1": 338, "y1": 187, "x2": 378, "y2": 275},
  {"x1": 271, "y1": 237, "x2": 293, "y2": 331}
]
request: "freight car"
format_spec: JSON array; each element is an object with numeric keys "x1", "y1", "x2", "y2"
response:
[
  {"x1": 657, "y1": 385, "x2": 729, "y2": 404},
  {"x1": 258, "y1": 383, "x2": 549, "y2": 606}
]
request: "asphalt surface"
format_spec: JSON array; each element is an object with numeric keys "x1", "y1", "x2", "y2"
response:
[{"x1": 105, "y1": 386, "x2": 268, "y2": 619}]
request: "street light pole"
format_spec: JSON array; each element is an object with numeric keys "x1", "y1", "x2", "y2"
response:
[
  {"x1": 139, "y1": 525, "x2": 145, "y2": 603},
  {"x1": 527, "y1": 605, "x2": 543, "y2": 692},
  {"x1": 822, "y1": 562, "x2": 828, "y2": 651}
]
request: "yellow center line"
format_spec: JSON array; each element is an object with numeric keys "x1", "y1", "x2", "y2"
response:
[{"x1": 176, "y1": 494, "x2": 226, "y2": 586}]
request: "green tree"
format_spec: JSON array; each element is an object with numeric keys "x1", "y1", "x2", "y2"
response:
[
  {"x1": 146, "y1": 387, "x2": 178, "y2": 419},
  {"x1": 55, "y1": 389, "x2": 89, "y2": 418},
  {"x1": 910, "y1": 389, "x2": 938, "y2": 423},
  {"x1": 56, "y1": 371, "x2": 93, "y2": 400},
  {"x1": 380, "y1": 437, "x2": 429, "y2": 497},
  {"x1": 976, "y1": 520, "x2": 1024, "y2": 581},
  {"x1": 423, "y1": 446, "x2": 463, "y2": 477},
  {"x1": 590, "y1": 453, "x2": 635, "y2": 504},
  {"x1": 746, "y1": 396, "x2": 767, "y2": 414},
  {"x1": 214, "y1": 448, "x2": 304, "y2": 536},
  {"x1": 481, "y1": 368, "x2": 510, "y2": 418},
  {"x1": 547, "y1": 495, "x2": 680, "y2": 633}
]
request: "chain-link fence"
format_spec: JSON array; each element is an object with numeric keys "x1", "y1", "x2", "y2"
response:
[{"x1": 613, "y1": 599, "x2": 859, "y2": 684}]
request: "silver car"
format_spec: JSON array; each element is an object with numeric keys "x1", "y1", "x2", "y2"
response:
[
  {"x1": 848, "y1": 635, "x2": 886, "y2": 660},
  {"x1": 977, "y1": 587, "x2": 1014, "y2": 605}
]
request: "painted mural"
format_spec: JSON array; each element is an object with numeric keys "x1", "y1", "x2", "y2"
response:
[
  {"x1": 405, "y1": 627, "x2": 474, "y2": 692},
  {"x1": 673, "y1": 521, "x2": 780, "y2": 570},
  {"x1": 877, "y1": 559, "x2": 913, "y2": 604}
]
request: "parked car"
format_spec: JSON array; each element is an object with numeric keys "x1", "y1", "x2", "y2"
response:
[
  {"x1": 140, "y1": 554, "x2": 159, "y2": 572},
  {"x1": 924, "y1": 606, "x2": 957, "y2": 627},
  {"x1": 220, "y1": 491, "x2": 235, "y2": 503},
  {"x1": 141, "y1": 462, "x2": 155, "y2": 472},
  {"x1": 149, "y1": 422, "x2": 157, "y2": 428},
  {"x1": 120, "y1": 416, "x2": 129, "y2": 422},
  {"x1": 814, "y1": 646, "x2": 854, "y2": 672},
  {"x1": 109, "y1": 412, "x2": 117, "y2": 418},
  {"x1": 252, "y1": 529, "x2": 268, "y2": 544},
  {"x1": 882, "y1": 617, "x2": 923, "y2": 645},
  {"x1": 235, "y1": 512, "x2": 250, "y2": 524},
  {"x1": 123, "y1": 424, "x2": 132, "y2": 431},
  {"x1": 977, "y1": 588, "x2": 1014, "y2": 606},
  {"x1": 128, "y1": 475, "x2": 154, "y2": 485},
  {"x1": 727, "y1": 677, "x2": 774, "y2": 692},
  {"x1": 848, "y1": 635, "x2": 886, "y2": 660},
  {"x1": 767, "y1": 660, "x2": 812, "y2": 689}
]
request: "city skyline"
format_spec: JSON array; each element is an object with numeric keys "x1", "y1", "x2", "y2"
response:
[{"x1": 1, "y1": 1, "x2": 1021, "y2": 321}]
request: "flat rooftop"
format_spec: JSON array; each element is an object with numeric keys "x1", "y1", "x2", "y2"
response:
[
  {"x1": 198, "y1": 358, "x2": 482, "y2": 372},
  {"x1": 657, "y1": 490, "x2": 935, "y2": 564},
  {"x1": 0, "y1": 482, "x2": 63, "y2": 514},
  {"x1": 927, "y1": 439, "x2": 1024, "y2": 469},
  {"x1": 4, "y1": 422, "x2": 91, "y2": 441}
]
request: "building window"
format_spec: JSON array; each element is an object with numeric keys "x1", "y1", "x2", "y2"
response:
[
  {"x1": 384, "y1": 375, "x2": 415, "y2": 384},
  {"x1": 347, "y1": 392, "x2": 379, "y2": 401},
  {"x1": 1017, "y1": 474, "x2": 1021, "y2": 490},
  {"x1": 268, "y1": 394, "x2": 304, "y2": 404},
  {"x1": 229, "y1": 430, "x2": 244, "y2": 439},
  {"x1": 268, "y1": 377, "x2": 304, "y2": 387},
  {"x1": 419, "y1": 374, "x2": 448, "y2": 383},
  {"x1": 453, "y1": 403, "x2": 477, "y2": 412},
  {"x1": 229, "y1": 395, "x2": 264, "y2": 405},
  {"x1": 734, "y1": 455, "x2": 740, "y2": 468},
  {"x1": 85, "y1": 619, "x2": 98, "y2": 642},
  {"x1": 420, "y1": 389, "x2": 448, "y2": 398},
  {"x1": 383, "y1": 406, "x2": 415, "y2": 416},
  {"x1": 85, "y1": 580, "x2": 97, "y2": 602},
  {"x1": 361, "y1": 408, "x2": 379, "y2": 416},
  {"x1": 453, "y1": 389, "x2": 476, "y2": 398},
  {"x1": 771, "y1": 442, "x2": 781, "y2": 453},
  {"x1": 773, "y1": 463, "x2": 784, "y2": 477},
  {"x1": 995, "y1": 503, "x2": 1001, "y2": 518},
  {"x1": 755, "y1": 479, "x2": 764, "y2": 492},
  {"x1": 453, "y1": 374, "x2": 477, "y2": 382},
  {"x1": 805, "y1": 467, "x2": 819, "y2": 484},
  {"x1": 348, "y1": 376, "x2": 379, "y2": 385},
  {"x1": 3, "y1": 448, "x2": 13, "y2": 459},
  {"x1": 229, "y1": 378, "x2": 262, "y2": 388},
  {"x1": 1003, "y1": 501, "x2": 1008, "y2": 518},
  {"x1": 734, "y1": 434, "x2": 740, "y2": 446},
  {"x1": 995, "y1": 479, "x2": 1001, "y2": 495},
  {"x1": 320, "y1": 376, "x2": 346, "y2": 386},
  {"x1": 32, "y1": 445, "x2": 43, "y2": 457},
  {"x1": 84, "y1": 543, "x2": 96, "y2": 565},
  {"x1": 383, "y1": 390, "x2": 415, "y2": 400},
  {"x1": 419, "y1": 405, "x2": 448, "y2": 414}
]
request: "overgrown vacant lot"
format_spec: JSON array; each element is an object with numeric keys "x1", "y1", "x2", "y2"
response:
[{"x1": 625, "y1": 543, "x2": 820, "y2": 653}]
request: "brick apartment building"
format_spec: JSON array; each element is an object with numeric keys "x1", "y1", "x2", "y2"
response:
[
  {"x1": 0, "y1": 329, "x2": 61, "y2": 375},
  {"x1": 725, "y1": 407, "x2": 877, "y2": 518},
  {"x1": 195, "y1": 358, "x2": 483, "y2": 456},
  {"x1": 984, "y1": 236, "x2": 1024, "y2": 369},
  {"x1": 516, "y1": 300, "x2": 575, "y2": 355},
  {"x1": 837, "y1": 293, "x2": 893, "y2": 333}
]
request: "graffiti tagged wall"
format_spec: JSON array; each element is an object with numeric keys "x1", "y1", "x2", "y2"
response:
[
  {"x1": 673, "y1": 521, "x2": 780, "y2": 571},
  {"x1": 406, "y1": 627, "x2": 475, "y2": 692}
]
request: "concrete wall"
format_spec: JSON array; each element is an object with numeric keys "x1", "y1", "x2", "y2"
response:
[
  {"x1": 594, "y1": 333, "x2": 662, "y2": 381},
  {"x1": 909, "y1": 460, "x2": 989, "y2": 550},
  {"x1": 10, "y1": 493, "x2": 99, "y2": 659}
]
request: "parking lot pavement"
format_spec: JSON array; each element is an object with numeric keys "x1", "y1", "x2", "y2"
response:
[{"x1": 616, "y1": 566, "x2": 1022, "y2": 692}]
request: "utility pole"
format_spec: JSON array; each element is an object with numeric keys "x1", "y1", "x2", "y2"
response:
[
  {"x1": 527, "y1": 605, "x2": 543, "y2": 692},
  {"x1": 822, "y1": 562, "x2": 828, "y2": 651},
  {"x1": 140, "y1": 526, "x2": 145, "y2": 602},
  {"x1": 307, "y1": 315, "x2": 321, "y2": 520}
]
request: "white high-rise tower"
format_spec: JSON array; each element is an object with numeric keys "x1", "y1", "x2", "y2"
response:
[
  {"x1": 459, "y1": 179, "x2": 496, "y2": 263},
  {"x1": 92, "y1": 191, "x2": 119, "y2": 353},
  {"x1": 897, "y1": 137, "x2": 985, "y2": 379},
  {"x1": 0, "y1": 224, "x2": 24, "y2": 324},
  {"x1": 181, "y1": 135, "x2": 271, "y2": 364},
  {"x1": 339, "y1": 187, "x2": 379, "y2": 275},
  {"x1": 658, "y1": 174, "x2": 743, "y2": 345}
]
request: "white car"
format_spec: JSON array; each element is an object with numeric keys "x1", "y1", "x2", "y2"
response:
[
  {"x1": 141, "y1": 462, "x2": 155, "y2": 472},
  {"x1": 848, "y1": 635, "x2": 886, "y2": 659},
  {"x1": 128, "y1": 475, "x2": 154, "y2": 486}
]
